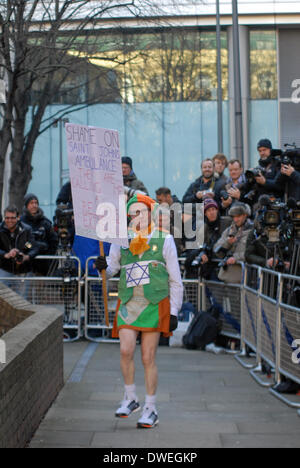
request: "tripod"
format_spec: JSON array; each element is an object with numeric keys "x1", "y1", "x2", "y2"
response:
[{"x1": 286, "y1": 240, "x2": 300, "y2": 306}]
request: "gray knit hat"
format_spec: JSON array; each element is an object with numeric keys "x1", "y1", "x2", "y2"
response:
[{"x1": 228, "y1": 202, "x2": 251, "y2": 217}]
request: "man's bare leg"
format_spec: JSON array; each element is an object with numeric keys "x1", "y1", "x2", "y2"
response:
[
  {"x1": 137, "y1": 331, "x2": 161, "y2": 428},
  {"x1": 115, "y1": 328, "x2": 140, "y2": 418},
  {"x1": 140, "y1": 331, "x2": 161, "y2": 395},
  {"x1": 119, "y1": 328, "x2": 138, "y2": 385}
]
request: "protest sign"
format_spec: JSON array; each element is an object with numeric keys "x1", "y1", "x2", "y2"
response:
[{"x1": 65, "y1": 123, "x2": 128, "y2": 248}]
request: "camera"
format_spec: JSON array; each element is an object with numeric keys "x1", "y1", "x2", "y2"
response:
[
  {"x1": 220, "y1": 183, "x2": 243, "y2": 202},
  {"x1": 245, "y1": 167, "x2": 266, "y2": 185},
  {"x1": 191, "y1": 244, "x2": 213, "y2": 267},
  {"x1": 272, "y1": 143, "x2": 300, "y2": 171},
  {"x1": 218, "y1": 257, "x2": 230, "y2": 270},
  {"x1": 14, "y1": 242, "x2": 32, "y2": 263}
]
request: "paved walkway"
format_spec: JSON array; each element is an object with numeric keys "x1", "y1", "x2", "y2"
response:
[{"x1": 29, "y1": 341, "x2": 300, "y2": 448}]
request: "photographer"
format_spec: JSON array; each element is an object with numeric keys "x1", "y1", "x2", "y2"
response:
[
  {"x1": 240, "y1": 139, "x2": 283, "y2": 209},
  {"x1": 122, "y1": 156, "x2": 149, "y2": 195},
  {"x1": 214, "y1": 203, "x2": 253, "y2": 283},
  {"x1": 21, "y1": 194, "x2": 58, "y2": 274},
  {"x1": 269, "y1": 160, "x2": 300, "y2": 202},
  {"x1": 184, "y1": 199, "x2": 231, "y2": 279},
  {"x1": 182, "y1": 159, "x2": 217, "y2": 204},
  {"x1": 245, "y1": 196, "x2": 292, "y2": 271},
  {"x1": 0, "y1": 205, "x2": 39, "y2": 297},
  {"x1": 215, "y1": 160, "x2": 247, "y2": 214}
]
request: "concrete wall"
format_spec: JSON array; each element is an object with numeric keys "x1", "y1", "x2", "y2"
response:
[{"x1": 0, "y1": 284, "x2": 63, "y2": 448}]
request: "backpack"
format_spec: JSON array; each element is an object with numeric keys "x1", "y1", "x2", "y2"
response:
[{"x1": 182, "y1": 311, "x2": 218, "y2": 350}]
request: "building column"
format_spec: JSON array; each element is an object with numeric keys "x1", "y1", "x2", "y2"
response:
[{"x1": 228, "y1": 25, "x2": 250, "y2": 168}]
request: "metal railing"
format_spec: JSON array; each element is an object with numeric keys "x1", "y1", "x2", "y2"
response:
[
  {"x1": 234, "y1": 264, "x2": 300, "y2": 408},
  {"x1": 0, "y1": 255, "x2": 82, "y2": 342}
]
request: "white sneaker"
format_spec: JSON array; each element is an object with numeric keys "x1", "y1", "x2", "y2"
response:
[
  {"x1": 205, "y1": 342, "x2": 226, "y2": 355},
  {"x1": 137, "y1": 406, "x2": 159, "y2": 429},
  {"x1": 115, "y1": 398, "x2": 140, "y2": 418}
]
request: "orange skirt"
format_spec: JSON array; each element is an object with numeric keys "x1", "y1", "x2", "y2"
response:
[{"x1": 112, "y1": 296, "x2": 171, "y2": 338}]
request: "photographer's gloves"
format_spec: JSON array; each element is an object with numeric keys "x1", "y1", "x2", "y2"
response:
[
  {"x1": 169, "y1": 315, "x2": 178, "y2": 332},
  {"x1": 95, "y1": 256, "x2": 108, "y2": 271}
]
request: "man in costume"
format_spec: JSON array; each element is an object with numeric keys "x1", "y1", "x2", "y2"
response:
[{"x1": 96, "y1": 194, "x2": 183, "y2": 429}]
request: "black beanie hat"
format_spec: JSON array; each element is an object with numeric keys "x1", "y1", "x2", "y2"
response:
[
  {"x1": 122, "y1": 156, "x2": 133, "y2": 169},
  {"x1": 24, "y1": 193, "x2": 39, "y2": 207},
  {"x1": 257, "y1": 139, "x2": 272, "y2": 150}
]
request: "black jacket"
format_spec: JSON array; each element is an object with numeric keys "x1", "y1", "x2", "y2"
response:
[
  {"x1": 20, "y1": 208, "x2": 58, "y2": 255},
  {"x1": 266, "y1": 170, "x2": 300, "y2": 201},
  {"x1": 182, "y1": 176, "x2": 217, "y2": 204},
  {"x1": 0, "y1": 221, "x2": 39, "y2": 274}
]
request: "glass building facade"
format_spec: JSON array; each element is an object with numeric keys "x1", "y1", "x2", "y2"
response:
[{"x1": 28, "y1": 27, "x2": 279, "y2": 218}]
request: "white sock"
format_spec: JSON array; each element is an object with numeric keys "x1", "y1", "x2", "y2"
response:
[
  {"x1": 125, "y1": 384, "x2": 137, "y2": 402},
  {"x1": 145, "y1": 394, "x2": 157, "y2": 410}
]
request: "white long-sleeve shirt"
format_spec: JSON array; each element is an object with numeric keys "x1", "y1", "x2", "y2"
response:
[{"x1": 106, "y1": 233, "x2": 183, "y2": 317}]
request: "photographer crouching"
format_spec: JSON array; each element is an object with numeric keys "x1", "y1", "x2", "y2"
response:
[
  {"x1": 213, "y1": 203, "x2": 253, "y2": 283},
  {"x1": 184, "y1": 199, "x2": 231, "y2": 280},
  {"x1": 0, "y1": 205, "x2": 39, "y2": 298}
]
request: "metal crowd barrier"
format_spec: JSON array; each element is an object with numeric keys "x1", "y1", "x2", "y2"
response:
[
  {"x1": 0, "y1": 255, "x2": 82, "y2": 342},
  {"x1": 202, "y1": 262, "x2": 244, "y2": 341},
  {"x1": 235, "y1": 264, "x2": 300, "y2": 409},
  {"x1": 84, "y1": 256, "x2": 201, "y2": 342}
]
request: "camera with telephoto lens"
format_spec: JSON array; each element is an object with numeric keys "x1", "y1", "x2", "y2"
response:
[
  {"x1": 15, "y1": 242, "x2": 32, "y2": 263},
  {"x1": 191, "y1": 244, "x2": 213, "y2": 267},
  {"x1": 220, "y1": 182, "x2": 244, "y2": 202},
  {"x1": 256, "y1": 196, "x2": 287, "y2": 243},
  {"x1": 218, "y1": 256, "x2": 230, "y2": 271}
]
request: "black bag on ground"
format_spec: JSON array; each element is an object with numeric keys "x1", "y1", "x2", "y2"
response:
[{"x1": 182, "y1": 311, "x2": 218, "y2": 350}]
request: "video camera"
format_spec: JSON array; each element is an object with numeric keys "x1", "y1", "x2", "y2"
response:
[
  {"x1": 271, "y1": 143, "x2": 300, "y2": 171},
  {"x1": 54, "y1": 204, "x2": 74, "y2": 247},
  {"x1": 256, "y1": 195, "x2": 288, "y2": 243}
]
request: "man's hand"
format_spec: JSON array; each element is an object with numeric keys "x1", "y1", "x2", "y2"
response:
[
  {"x1": 169, "y1": 315, "x2": 178, "y2": 332},
  {"x1": 4, "y1": 248, "x2": 19, "y2": 259},
  {"x1": 227, "y1": 187, "x2": 241, "y2": 200},
  {"x1": 222, "y1": 196, "x2": 233, "y2": 208},
  {"x1": 95, "y1": 256, "x2": 108, "y2": 271},
  {"x1": 201, "y1": 254, "x2": 209, "y2": 264},
  {"x1": 255, "y1": 174, "x2": 266, "y2": 185},
  {"x1": 195, "y1": 191, "x2": 204, "y2": 200},
  {"x1": 226, "y1": 257, "x2": 236, "y2": 266},
  {"x1": 281, "y1": 164, "x2": 295, "y2": 177},
  {"x1": 267, "y1": 257, "x2": 278, "y2": 269}
]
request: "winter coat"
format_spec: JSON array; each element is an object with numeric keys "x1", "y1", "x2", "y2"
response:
[
  {"x1": 123, "y1": 172, "x2": 149, "y2": 195},
  {"x1": 214, "y1": 219, "x2": 253, "y2": 283},
  {"x1": 182, "y1": 176, "x2": 217, "y2": 204},
  {"x1": 21, "y1": 208, "x2": 58, "y2": 255},
  {"x1": 0, "y1": 221, "x2": 39, "y2": 274}
]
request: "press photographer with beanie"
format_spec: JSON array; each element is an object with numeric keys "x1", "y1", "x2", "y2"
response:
[{"x1": 122, "y1": 156, "x2": 149, "y2": 195}]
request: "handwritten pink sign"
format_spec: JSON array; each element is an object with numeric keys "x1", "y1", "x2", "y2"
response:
[{"x1": 66, "y1": 123, "x2": 128, "y2": 248}]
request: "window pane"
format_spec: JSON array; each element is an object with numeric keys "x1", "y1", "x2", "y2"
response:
[{"x1": 250, "y1": 30, "x2": 278, "y2": 99}]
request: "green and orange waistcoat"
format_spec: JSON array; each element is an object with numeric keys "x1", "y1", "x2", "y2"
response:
[{"x1": 118, "y1": 232, "x2": 169, "y2": 305}]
